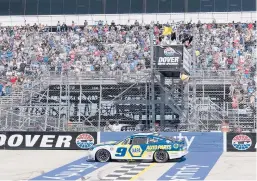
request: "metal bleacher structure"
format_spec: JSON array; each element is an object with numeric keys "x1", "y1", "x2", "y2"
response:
[
  {"x1": 0, "y1": 60, "x2": 256, "y2": 132},
  {"x1": 0, "y1": 25, "x2": 256, "y2": 132},
  {"x1": 188, "y1": 70, "x2": 255, "y2": 132}
]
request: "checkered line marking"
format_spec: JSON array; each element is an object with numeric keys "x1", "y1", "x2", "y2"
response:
[{"x1": 102, "y1": 163, "x2": 152, "y2": 180}]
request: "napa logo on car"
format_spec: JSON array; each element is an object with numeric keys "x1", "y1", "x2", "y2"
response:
[
  {"x1": 76, "y1": 133, "x2": 94, "y2": 149},
  {"x1": 232, "y1": 134, "x2": 252, "y2": 151},
  {"x1": 129, "y1": 145, "x2": 143, "y2": 157}
]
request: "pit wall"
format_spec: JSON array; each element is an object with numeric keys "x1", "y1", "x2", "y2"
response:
[
  {"x1": 0, "y1": 131, "x2": 255, "y2": 152},
  {"x1": 100, "y1": 132, "x2": 256, "y2": 152}
]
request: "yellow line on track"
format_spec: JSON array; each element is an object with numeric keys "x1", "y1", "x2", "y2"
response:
[{"x1": 130, "y1": 163, "x2": 156, "y2": 181}]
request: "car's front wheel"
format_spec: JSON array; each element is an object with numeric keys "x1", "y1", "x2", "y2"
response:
[
  {"x1": 154, "y1": 150, "x2": 169, "y2": 163},
  {"x1": 95, "y1": 149, "x2": 111, "y2": 162}
]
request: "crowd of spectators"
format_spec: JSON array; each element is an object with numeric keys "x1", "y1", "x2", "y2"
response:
[{"x1": 0, "y1": 20, "x2": 256, "y2": 112}]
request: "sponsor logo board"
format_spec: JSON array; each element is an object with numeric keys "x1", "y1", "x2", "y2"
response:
[
  {"x1": 227, "y1": 133, "x2": 256, "y2": 152},
  {"x1": 0, "y1": 132, "x2": 97, "y2": 150},
  {"x1": 76, "y1": 133, "x2": 95, "y2": 149},
  {"x1": 155, "y1": 45, "x2": 182, "y2": 68}
]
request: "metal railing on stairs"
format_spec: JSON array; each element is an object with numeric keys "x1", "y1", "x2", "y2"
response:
[{"x1": 0, "y1": 71, "x2": 64, "y2": 131}]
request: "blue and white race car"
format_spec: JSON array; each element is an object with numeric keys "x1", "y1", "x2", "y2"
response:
[{"x1": 88, "y1": 132, "x2": 188, "y2": 163}]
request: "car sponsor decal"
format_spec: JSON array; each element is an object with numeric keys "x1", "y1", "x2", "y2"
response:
[
  {"x1": 129, "y1": 145, "x2": 144, "y2": 157},
  {"x1": 146, "y1": 145, "x2": 172, "y2": 151}
]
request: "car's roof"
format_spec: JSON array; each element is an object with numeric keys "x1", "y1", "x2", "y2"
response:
[{"x1": 132, "y1": 132, "x2": 159, "y2": 136}]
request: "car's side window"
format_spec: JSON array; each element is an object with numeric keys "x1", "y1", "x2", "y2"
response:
[
  {"x1": 148, "y1": 138, "x2": 159, "y2": 143},
  {"x1": 121, "y1": 138, "x2": 131, "y2": 145},
  {"x1": 131, "y1": 137, "x2": 148, "y2": 145}
]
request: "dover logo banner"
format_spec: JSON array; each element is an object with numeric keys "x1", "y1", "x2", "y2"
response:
[
  {"x1": 0, "y1": 132, "x2": 97, "y2": 150},
  {"x1": 154, "y1": 45, "x2": 183, "y2": 68},
  {"x1": 227, "y1": 133, "x2": 256, "y2": 152}
]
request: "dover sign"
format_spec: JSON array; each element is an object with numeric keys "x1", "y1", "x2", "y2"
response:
[
  {"x1": 154, "y1": 45, "x2": 183, "y2": 69},
  {"x1": 101, "y1": 132, "x2": 223, "y2": 152},
  {"x1": 0, "y1": 132, "x2": 97, "y2": 150}
]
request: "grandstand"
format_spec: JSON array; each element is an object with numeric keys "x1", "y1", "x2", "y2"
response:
[{"x1": 0, "y1": 0, "x2": 256, "y2": 132}]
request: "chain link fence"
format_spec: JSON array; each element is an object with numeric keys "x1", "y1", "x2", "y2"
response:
[{"x1": 187, "y1": 70, "x2": 256, "y2": 132}]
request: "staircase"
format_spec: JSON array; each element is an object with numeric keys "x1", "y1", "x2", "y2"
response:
[
  {"x1": 0, "y1": 72, "x2": 62, "y2": 131},
  {"x1": 0, "y1": 91, "x2": 24, "y2": 106},
  {"x1": 194, "y1": 98, "x2": 224, "y2": 131}
]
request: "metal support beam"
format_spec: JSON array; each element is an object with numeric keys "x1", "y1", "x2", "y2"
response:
[
  {"x1": 154, "y1": 76, "x2": 183, "y2": 115},
  {"x1": 150, "y1": 23, "x2": 156, "y2": 128},
  {"x1": 160, "y1": 74, "x2": 165, "y2": 127},
  {"x1": 98, "y1": 71, "x2": 103, "y2": 132}
]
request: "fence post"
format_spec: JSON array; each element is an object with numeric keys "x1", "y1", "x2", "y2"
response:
[
  {"x1": 223, "y1": 132, "x2": 227, "y2": 152},
  {"x1": 98, "y1": 71, "x2": 103, "y2": 133}
]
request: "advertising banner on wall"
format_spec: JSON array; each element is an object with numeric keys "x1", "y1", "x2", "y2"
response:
[
  {"x1": 0, "y1": 132, "x2": 97, "y2": 150},
  {"x1": 227, "y1": 133, "x2": 256, "y2": 152}
]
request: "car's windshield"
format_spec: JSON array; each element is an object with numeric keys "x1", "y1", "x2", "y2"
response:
[
  {"x1": 158, "y1": 136, "x2": 176, "y2": 141},
  {"x1": 116, "y1": 137, "x2": 130, "y2": 145}
]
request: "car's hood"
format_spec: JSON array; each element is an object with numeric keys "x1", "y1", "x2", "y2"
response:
[
  {"x1": 92, "y1": 141, "x2": 117, "y2": 148},
  {"x1": 96, "y1": 141, "x2": 117, "y2": 146}
]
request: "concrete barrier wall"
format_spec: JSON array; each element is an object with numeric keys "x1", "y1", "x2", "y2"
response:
[{"x1": 100, "y1": 132, "x2": 223, "y2": 152}]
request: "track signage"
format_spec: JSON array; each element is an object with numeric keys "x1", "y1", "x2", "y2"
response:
[
  {"x1": 227, "y1": 133, "x2": 256, "y2": 152},
  {"x1": 0, "y1": 132, "x2": 97, "y2": 150},
  {"x1": 155, "y1": 45, "x2": 183, "y2": 69}
]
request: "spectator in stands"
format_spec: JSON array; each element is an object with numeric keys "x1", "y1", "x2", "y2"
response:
[
  {"x1": 5, "y1": 82, "x2": 11, "y2": 95},
  {"x1": 0, "y1": 82, "x2": 4, "y2": 96},
  {"x1": 0, "y1": 20, "x2": 255, "y2": 112},
  {"x1": 104, "y1": 121, "x2": 113, "y2": 132},
  {"x1": 112, "y1": 121, "x2": 120, "y2": 132},
  {"x1": 61, "y1": 22, "x2": 67, "y2": 32},
  {"x1": 84, "y1": 20, "x2": 88, "y2": 28},
  {"x1": 57, "y1": 21, "x2": 61, "y2": 32}
]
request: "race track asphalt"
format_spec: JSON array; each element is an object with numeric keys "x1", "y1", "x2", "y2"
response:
[{"x1": 0, "y1": 150, "x2": 256, "y2": 181}]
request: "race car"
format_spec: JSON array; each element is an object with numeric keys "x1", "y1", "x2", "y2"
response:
[{"x1": 88, "y1": 132, "x2": 188, "y2": 163}]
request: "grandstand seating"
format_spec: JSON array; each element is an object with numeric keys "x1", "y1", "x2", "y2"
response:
[{"x1": 0, "y1": 21, "x2": 256, "y2": 131}]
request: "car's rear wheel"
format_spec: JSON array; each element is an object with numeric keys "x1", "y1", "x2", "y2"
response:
[
  {"x1": 154, "y1": 150, "x2": 169, "y2": 163},
  {"x1": 95, "y1": 149, "x2": 111, "y2": 162}
]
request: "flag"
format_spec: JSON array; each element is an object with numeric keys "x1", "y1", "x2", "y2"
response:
[
  {"x1": 162, "y1": 27, "x2": 172, "y2": 36},
  {"x1": 180, "y1": 73, "x2": 190, "y2": 82}
]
